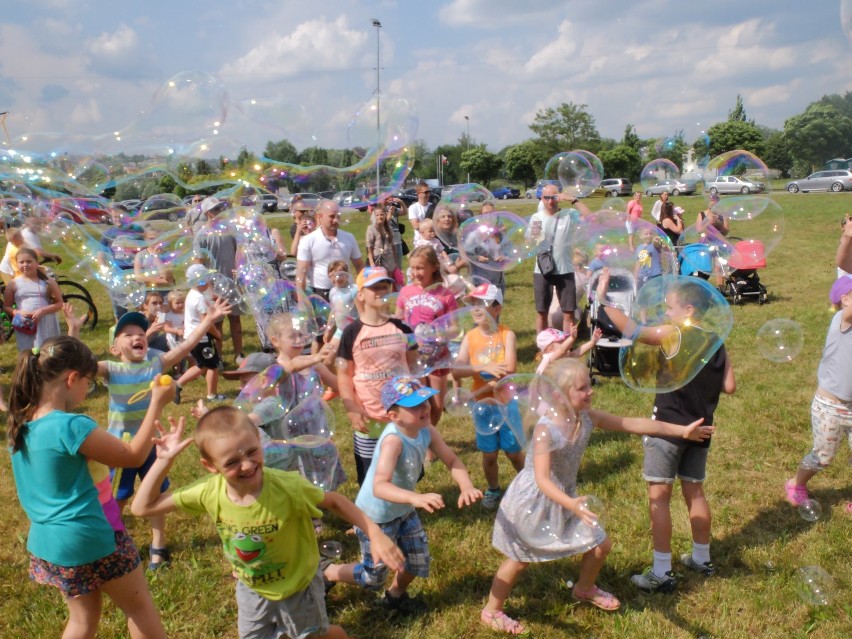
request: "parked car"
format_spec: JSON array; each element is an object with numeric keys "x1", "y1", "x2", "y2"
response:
[
  {"x1": 645, "y1": 179, "x2": 694, "y2": 196},
  {"x1": 704, "y1": 175, "x2": 764, "y2": 195},
  {"x1": 258, "y1": 192, "x2": 279, "y2": 213},
  {"x1": 491, "y1": 186, "x2": 521, "y2": 200},
  {"x1": 786, "y1": 170, "x2": 852, "y2": 193},
  {"x1": 333, "y1": 191, "x2": 353, "y2": 206},
  {"x1": 599, "y1": 178, "x2": 632, "y2": 197},
  {"x1": 441, "y1": 183, "x2": 490, "y2": 203},
  {"x1": 525, "y1": 179, "x2": 562, "y2": 199},
  {"x1": 50, "y1": 197, "x2": 111, "y2": 224},
  {"x1": 280, "y1": 192, "x2": 322, "y2": 212}
]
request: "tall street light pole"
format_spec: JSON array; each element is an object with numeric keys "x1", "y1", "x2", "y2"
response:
[
  {"x1": 371, "y1": 19, "x2": 382, "y2": 200},
  {"x1": 464, "y1": 115, "x2": 470, "y2": 183}
]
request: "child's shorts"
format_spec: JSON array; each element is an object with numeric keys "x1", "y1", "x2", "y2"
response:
[
  {"x1": 236, "y1": 566, "x2": 328, "y2": 639},
  {"x1": 474, "y1": 400, "x2": 523, "y2": 454},
  {"x1": 190, "y1": 336, "x2": 220, "y2": 370},
  {"x1": 112, "y1": 447, "x2": 170, "y2": 501},
  {"x1": 801, "y1": 393, "x2": 852, "y2": 471},
  {"x1": 29, "y1": 530, "x2": 140, "y2": 598},
  {"x1": 353, "y1": 510, "x2": 430, "y2": 590},
  {"x1": 642, "y1": 435, "x2": 709, "y2": 484}
]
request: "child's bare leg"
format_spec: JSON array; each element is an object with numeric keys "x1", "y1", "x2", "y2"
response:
[
  {"x1": 205, "y1": 369, "x2": 218, "y2": 396},
  {"x1": 575, "y1": 536, "x2": 612, "y2": 591},
  {"x1": 387, "y1": 569, "x2": 416, "y2": 598},
  {"x1": 149, "y1": 513, "x2": 168, "y2": 565},
  {"x1": 681, "y1": 481, "x2": 711, "y2": 545},
  {"x1": 64, "y1": 590, "x2": 103, "y2": 639},
  {"x1": 427, "y1": 373, "x2": 447, "y2": 426},
  {"x1": 176, "y1": 365, "x2": 202, "y2": 387},
  {"x1": 505, "y1": 450, "x2": 525, "y2": 473},
  {"x1": 648, "y1": 482, "x2": 674, "y2": 553},
  {"x1": 484, "y1": 559, "x2": 528, "y2": 612},
  {"x1": 793, "y1": 466, "x2": 819, "y2": 489},
  {"x1": 482, "y1": 451, "x2": 500, "y2": 490},
  {"x1": 101, "y1": 566, "x2": 166, "y2": 639}
]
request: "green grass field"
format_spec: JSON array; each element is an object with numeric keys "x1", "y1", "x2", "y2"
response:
[{"x1": 2, "y1": 191, "x2": 851, "y2": 638}]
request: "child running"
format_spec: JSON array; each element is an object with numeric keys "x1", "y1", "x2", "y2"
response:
[
  {"x1": 482, "y1": 358, "x2": 715, "y2": 635},
  {"x1": 3, "y1": 247, "x2": 64, "y2": 353},
  {"x1": 131, "y1": 406, "x2": 405, "y2": 639},
  {"x1": 9, "y1": 336, "x2": 172, "y2": 638}
]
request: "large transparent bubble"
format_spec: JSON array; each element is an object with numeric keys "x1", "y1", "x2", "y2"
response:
[
  {"x1": 756, "y1": 319, "x2": 803, "y2": 363},
  {"x1": 262, "y1": 438, "x2": 342, "y2": 491},
  {"x1": 705, "y1": 150, "x2": 772, "y2": 201},
  {"x1": 711, "y1": 195, "x2": 784, "y2": 266},
  {"x1": 458, "y1": 211, "x2": 540, "y2": 273},
  {"x1": 844, "y1": 0, "x2": 852, "y2": 46},
  {"x1": 557, "y1": 151, "x2": 600, "y2": 198},
  {"x1": 410, "y1": 307, "x2": 492, "y2": 377},
  {"x1": 492, "y1": 373, "x2": 574, "y2": 451},
  {"x1": 640, "y1": 159, "x2": 681, "y2": 195},
  {"x1": 794, "y1": 566, "x2": 836, "y2": 607},
  {"x1": 618, "y1": 276, "x2": 733, "y2": 393}
]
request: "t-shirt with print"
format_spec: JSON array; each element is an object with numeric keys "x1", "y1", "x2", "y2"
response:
[
  {"x1": 107, "y1": 355, "x2": 164, "y2": 437},
  {"x1": 172, "y1": 468, "x2": 324, "y2": 600},
  {"x1": 338, "y1": 318, "x2": 415, "y2": 421},
  {"x1": 183, "y1": 288, "x2": 210, "y2": 342},
  {"x1": 397, "y1": 284, "x2": 458, "y2": 330}
]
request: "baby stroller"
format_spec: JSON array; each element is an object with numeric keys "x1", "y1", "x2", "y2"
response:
[
  {"x1": 586, "y1": 268, "x2": 636, "y2": 381},
  {"x1": 678, "y1": 243, "x2": 714, "y2": 280},
  {"x1": 721, "y1": 240, "x2": 768, "y2": 305}
]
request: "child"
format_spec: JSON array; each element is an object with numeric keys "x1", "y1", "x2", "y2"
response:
[
  {"x1": 785, "y1": 275, "x2": 852, "y2": 509},
  {"x1": 535, "y1": 326, "x2": 602, "y2": 376},
  {"x1": 96, "y1": 272, "x2": 231, "y2": 570},
  {"x1": 324, "y1": 260, "x2": 359, "y2": 365},
  {"x1": 414, "y1": 218, "x2": 452, "y2": 266},
  {"x1": 453, "y1": 283, "x2": 524, "y2": 509},
  {"x1": 586, "y1": 243, "x2": 610, "y2": 274},
  {"x1": 9, "y1": 336, "x2": 173, "y2": 638},
  {"x1": 3, "y1": 247, "x2": 64, "y2": 353},
  {"x1": 133, "y1": 224, "x2": 174, "y2": 295},
  {"x1": 397, "y1": 245, "x2": 458, "y2": 424},
  {"x1": 0, "y1": 217, "x2": 25, "y2": 284},
  {"x1": 131, "y1": 406, "x2": 405, "y2": 639},
  {"x1": 634, "y1": 227, "x2": 663, "y2": 290},
  {"x1": 338, "y1": 266, "x2": 418, "y2": 484},
  {"x1": 482, "y1": 358, "x2": 716, "y2": 634},
  {"x1": 595, "y1": 269, "x2": 735, "y2": 592},
  {"x1": 163, "y1": 289, "x2": 187, "y2": 351},
  {"x1": 141, "y1": 290, "x2": 169, "y2": 353},
  {"x1": 174, "y1": 264, "x2": 229, "y2": 403},
  {"x1": 325, "y1": 376, "x2": 482, "y2": 612}
]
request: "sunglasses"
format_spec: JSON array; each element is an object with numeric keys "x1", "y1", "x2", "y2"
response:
[{"x1": 542, "y1": 196, "x2": 559, "y2": 201}]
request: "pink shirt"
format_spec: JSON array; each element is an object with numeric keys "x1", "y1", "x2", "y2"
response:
[
  {"x1": 397, "y1": 283, "x2": 458, "y2": 329},
  {"x1": 627, "y1": 199, "x2": 643, "y2": 220}
]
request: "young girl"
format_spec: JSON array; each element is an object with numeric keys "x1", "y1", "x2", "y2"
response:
[
  {"x1": 396, "y1": 245, "x2": 458, "y2": 425},
  {"x1": 785, "y1": 275, "x2": 852, "y2": 508},
  {"x1": 534, "y1": 326, "x2": 602, "y2": 375},
  {"x1": 141, "y1": 291, "x2": 169, "y2": 353},
  {"x1": 481, "y1": 358, "x2": 714, "y2": 635},
  {"x1": 324, "y1": 261, "x2": 359, "y2": 366},
  {"x1": 3, "y1": 247, "x2": 64, "y2": 353},
  {"x1": 365, "y1": 204, "x2": 402, "y2": 287},
  {"x1": 8, "y1": 336, "x2": 172, "y2": 638},
  {"x1": 163, "y1": 289, "x2": 187, "y2": 351}
]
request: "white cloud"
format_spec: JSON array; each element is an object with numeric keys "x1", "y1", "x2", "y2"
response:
[
  {"x1": 69, "y1": 98, "x2": 102, "y2": 126},
  {"x1": 87, "y1": 24, "x2": 138, "y2": 57},
  {"x1": 439, "y1": 0, "x2": 560, "y2": 28}
]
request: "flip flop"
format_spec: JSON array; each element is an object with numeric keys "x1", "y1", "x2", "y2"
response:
[{"x1": 572, "y1": 585, "x2": 621, "y2": 611}]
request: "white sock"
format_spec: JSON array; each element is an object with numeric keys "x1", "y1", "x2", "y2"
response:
[
  {"x1": 692, "y1": 542, "x2": 711, "y2": 565},
  {"x1": 653, "y1": 551, "x2": 672, "y2": 576}
]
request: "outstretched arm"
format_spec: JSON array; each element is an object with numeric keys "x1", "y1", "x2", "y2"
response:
[
  {"x1": 428, "y1": 426, "x2": 483, "y2": 507},
  {"x1": 588, "y1": 408, "x2": 715, "y2": 442},
  {"x1": 837, "y1": 215, "x2": 852, "y2": 273},
  {"x1": 130, "y1": 416, "x2": 192, "y2": 518}
]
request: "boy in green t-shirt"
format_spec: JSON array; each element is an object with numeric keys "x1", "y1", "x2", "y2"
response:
[{"x1": 132, "y1": 406, "x2": 404, "y2": 639}]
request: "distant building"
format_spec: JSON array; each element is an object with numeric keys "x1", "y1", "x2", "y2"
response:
[{"x1": 825, "y1": 158, "x2": 852, "y2": 170}]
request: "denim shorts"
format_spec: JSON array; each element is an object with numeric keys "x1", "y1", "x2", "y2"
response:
[
  {"x1": 111, "y1": 447, "x2": 170, "y2": 501},
  {"x1": 354, "y1": 510, "x2": 430, "y2": 590},
  {"x1": 473, "y1": 400, "x2": 523, "y2": 454},
  {"x1": 642, "y1": 435, "x2": 708, "y2": 483}
]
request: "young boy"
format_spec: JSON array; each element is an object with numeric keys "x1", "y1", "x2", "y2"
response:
[
  {"x1": 595, "y1": 269, "x2": 736, "y2": 592},
  {"x1": 452, "y1": 283, "x2": 524, "y2": 509},
  {"x1": 96, "y1": 288, "x2": 231, "y2": 569},
  {"x1": 324, "y1": 376, "x2": 482, "y2": 613},
  {"x1": 131, "y1": 407, "x2": 404, "y2": 639},
  {"x1": 337, "y1": 266, "x2": 418, "y2": 485},
  {"x1": 634, "y1": 228, "x2": 664, "y2": 290}
]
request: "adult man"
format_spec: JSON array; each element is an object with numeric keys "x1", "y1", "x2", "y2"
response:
[
  {"x1": 528, "y1": 184, "x2": 591, "y2": 334},
  {"x1": 407, "y1": 181, "x2": 432, "y2": 244},
  {"x1": 296, "y1": 199, "x2": 364, "y2": 300}
]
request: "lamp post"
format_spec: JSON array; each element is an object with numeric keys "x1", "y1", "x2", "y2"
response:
[
  {"x1": 371, "y1": 19, "x2": 382, "y2": 199},
  {"x1": 464, "y1": 115, "x2": 470, "y2": 182}
]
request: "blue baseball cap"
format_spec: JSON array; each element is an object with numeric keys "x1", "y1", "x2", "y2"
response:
[
  {"x1": 114, "y1": 311, "x2": 149, "y2": 336},
  {"x1": 381, "y1": 376, "x2": 438, "y2": 411}
]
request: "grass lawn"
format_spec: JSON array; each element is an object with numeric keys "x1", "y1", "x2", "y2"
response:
[{"x1": 1, "y1": 191, "x2": 851, "y2": 638}]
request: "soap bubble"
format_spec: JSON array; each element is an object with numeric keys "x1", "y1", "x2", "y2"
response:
[
  {"x1": 706, "y1": 150, "x2": 771, "y2": 198},
  {"x1": 472, "y1": 398, "x2": 509, "y2": 436},
  {"x1": 458, "y1": 211, "x2": 539, "y2": 273},
  {"x1": 263, "y1": 439, "x2": 299, "y2": 471},
  {"x1": 379, "y1": 292, "x2": 399, "y2": 320},
  {"x1": 493, "y1": 373, "x2": 574, "y2": 450},
  {"x1": 581, "y1": 495, "x2": 606, "y2": 528},
  {"x1": 640, "y1": 159, "x2": 681, "y2": 195},
  {"x1": 319, "y1": 541, "x2": 343, "y2": 559},
  {"x1": 445, "y1": 386, "x2": 475, "y2": 418},
  {"x1": 655, "y1": 136, "x2": 679, "y2": 155},
  {"x1": 756, "y1": 319, "x2": 803, "y2": 363},
  {"x1": 557, "y1": 151, "x2": 600, "y2": 198},
  {"x1": 137, "y1": 193, "x2": 186, "y2": 223},
  {"x1": 517, "y1": 497, "x2": 602, "y2": 550},
  {"x1": 409, "y1": 307, "x2": 491, "y2": 377},
  {"x1": 678, "y1": 223, "x2": 736, "y2": 276},
  {"x1": 572, "y1": 211, "x2": 678, "y2": 274},
  {"x1": 794, "y1": 566, "x2": 836, "y2": 606},
  {"x1": 618, "y1": 276, "x2": 733, "y2": 393},
  {"x1": 441, "y1": 182, "x2": 492, "y2": 209},
  {"x1": 712, "y1": 196, "x2": 784, "y2": 263},
  {"x1": 844, "y1": 0, "x2": 852, "y2": 46},
  {"x1": 797, "y1": 498, "x2": 822, "y2": 522},
  {"x1": 572, "y1": 150, "x2": 605, "y2": 183}
]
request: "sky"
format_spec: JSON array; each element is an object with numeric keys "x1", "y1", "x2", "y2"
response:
[{"x1": 1, "y1": 0, "x2": 851, "y2": 159}]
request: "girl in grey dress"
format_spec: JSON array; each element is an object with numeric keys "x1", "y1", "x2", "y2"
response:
[
  {"x1": 3, "y1": 247, "x2": 63, "y2": 353},
  {"x1": 480, "y1": 358, "x2": 716, "y2": 635}
]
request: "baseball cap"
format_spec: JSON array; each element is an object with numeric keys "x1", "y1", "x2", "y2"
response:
[
  {"x1": 381, "y1": 376, "x2": 439, "y2": 411},
  {"x1": 465, "y1": 282, "x2": 503, "y2": 306},
  {"x1": 200, "y1": 197, "x2": 225, "y2": 216},
  {"x1": 222, "y1": 352, "x2": 277, "y2": 380},
  {"x1": 536, "y1": 327, "x2": 570, "y2": 351},
  {"x1": 186, "y1": 263, "x2": 216, "y2": 286},
  {"x1": 114, "y1": 311, "x2": 149, "y2": 336},
  {"x1": 356, "y1": 266, "x2": 394, "y2": 290},
  {"x1": 829, "y1": 274, "x2": 852, "y2": 304}
]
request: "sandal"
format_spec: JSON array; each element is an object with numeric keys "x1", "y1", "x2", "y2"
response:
[
  {"x1": 572, "y1": 585, "x2": 621, "y2": 611},
  {"x1": 148, "y1": 546, "x2": 171, "y2": 571},
  {"x1": 480, "y1": 609, "x2": 529, "y2": 636},
  {"x1": 846, "y1": 502, "x2": 852, "y2": 515}
]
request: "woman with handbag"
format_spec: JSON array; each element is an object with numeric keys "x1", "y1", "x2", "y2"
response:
[
  {"x1": 366, "y1": 203, "x2": 403, "y2": 287},
  {"x1": 3, "y1": 247, "x2": 64, "y2": 353}
]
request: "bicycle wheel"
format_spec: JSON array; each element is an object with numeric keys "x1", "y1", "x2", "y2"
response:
[
  {"x1": 63, "y1": 293, "x2": 98, "y2": 330},
  {"x1": 58, "y1": 279, "x2": 95, "y2": 304}
]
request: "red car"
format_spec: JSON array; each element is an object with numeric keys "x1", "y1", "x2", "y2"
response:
[{"x1": 50, "y1": 197, "x2": 111, "y2": 224}]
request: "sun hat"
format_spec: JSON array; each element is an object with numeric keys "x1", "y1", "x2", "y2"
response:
[
  {"x1": 200, "y1": 197, "x2": 225, "y2": 216},
  {"x1": 381, "y1": 376, "x2": 439, "y2": 411},
  {"x1": 536, "y1": 327, "x2": 570, "y2": 351},
  {"x1": 186, "y1": 263, "x2": 216, "y2": 286},
  {"x1": 356, "y1": 266, "x2": 394, "y2": 290},
  {"x1": 829, "y1": 274, "x2": 852, "y2": 304}
]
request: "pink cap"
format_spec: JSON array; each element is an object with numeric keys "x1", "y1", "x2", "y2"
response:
[{"x1": 536, "y1": 328, "x2": 569, "y2": 351}]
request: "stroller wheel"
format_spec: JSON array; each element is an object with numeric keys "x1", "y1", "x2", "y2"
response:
[{"x1": 734, "y1": 294, "x2": 743, "y2": 305}]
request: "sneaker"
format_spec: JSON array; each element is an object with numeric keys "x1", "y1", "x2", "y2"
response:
[
  {"x1": 680, "y1": 554, "x2": 716, "y2": 576},
  {"x1": 382, "y1": 591, "x2": 428, "y2": 615},
  {"x1": 173, "y1": 385, "x2": 182, "y2": 405},
  {"x1": 784, "y1": 479, "x2": 809, "y2": 507},
  {"x1": 482, "y1": 488, "x2": 503, "y2": 510},
  {"x1": 631, "y1": 567, "x2": 678, "y2": 592},
  {"x1": 207, "y1": 393, "x2": 226, "y2": 401},
  {"x1": 319, "y1": 558, "x2": 336, "y2": 595}
]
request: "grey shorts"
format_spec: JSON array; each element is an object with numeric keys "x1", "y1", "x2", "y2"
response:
[
  {"x1": 533, "y1": 272, "x2": 576, "y2": 314},
  {"x1": 642, "y1": 435, "x2": 708, "y2": 484},
  {"x1": 236, "y1": 567, "x2": 328, "y2": 639}
]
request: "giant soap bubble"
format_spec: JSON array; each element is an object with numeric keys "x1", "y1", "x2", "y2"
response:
[
  {"x1": 640, "y1": 159, "x2": 681, "y2": 195},
  {"x1": 756, "y1": 319, "x2": 803, "y2": 363},
  {"x1": 458, "y1": 211, "x2": 540, "y2": 272},
  {"x1": 557, "y1": 151, "x2": 600, "y2": 198}
]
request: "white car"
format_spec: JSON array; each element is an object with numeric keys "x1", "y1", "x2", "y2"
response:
[{"x1": 704, "y1": 175, "x2": 764, "y2": 195}]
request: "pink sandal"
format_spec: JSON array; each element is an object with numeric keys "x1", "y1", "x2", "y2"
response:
[
  {"x1": 480, "y1": 609, "x2": 529, "y2": 636},
  {"x1": 572, "y1": 585, "x2": 621, "y2": 611},
  {"x1": 845, "y1": 502, "x2": 852, "y2": 515}
]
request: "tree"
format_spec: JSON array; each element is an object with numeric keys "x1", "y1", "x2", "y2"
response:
[
  {"x1": 528, "y1": 102, "x2": 601, "y2": 156},
  {"x1": 433, "y1": 143, "x2": 466, "y2": 184},
  {"x1": 784, "y1": 103, "x2": 852, "y2": 170},
  {"x1": 459, "y1": 146, "x2": 502, "y2": 186},
  {"x1": 706, "y1": 120, "x2": 766, "y2": 158},
  {"x1": 622, "y1": 124, "x2": 642, "y2": 152},
  {"x1": 503, "y1": 141, "x2": 548, "y2": 187},
  {"x1": 728, "y1": 94, "x2": 748, "y2": 122},
  {"x1": 598, "y1": 145, "x2": 642, "y2": 182},
  {"x1": 763, "y1": 131, "x2": 793, "y2": 177},
  {"x1": 263, "y1": 139, "x2": 298, "y2": 164}
]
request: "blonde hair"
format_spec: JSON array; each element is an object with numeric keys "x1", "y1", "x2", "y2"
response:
[
  {"x1": 195, "y1": 406, "x2": 259, "y2": 461},
  {"x1": 167, "y1": 289, "x2": 186, "y2": 304},
  {"x1": 543, "y1": 357, "x2": 587, "y2": 393},
  {"x1": 408, "y1": 245, "x2": 441, "y2": 283},
  {"x1": 419, "y1": 218, "x2": 435, "y2": 234},
  {"x1": 327, "y1": 260, "x2": 348, "y2": 276}
]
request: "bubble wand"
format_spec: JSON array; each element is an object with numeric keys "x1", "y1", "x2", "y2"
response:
[{"x1": 127, "y1": 375, "x2": 173, "y2": 405}]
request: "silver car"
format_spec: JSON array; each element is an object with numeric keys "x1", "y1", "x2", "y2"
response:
[
  {"x1": 786, "y1": 170, "x2": 852, "y2": 193},
  {"x1": 644, "y1": 179, "x2": 694, "y2": 196},
  {"x1": 704, "y1": 175, "x2": 764, "y2": 195}
]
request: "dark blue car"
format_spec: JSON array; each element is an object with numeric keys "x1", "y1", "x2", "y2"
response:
[{"x1": 491, "y1": 186, "x2": 520, "y2": 200}]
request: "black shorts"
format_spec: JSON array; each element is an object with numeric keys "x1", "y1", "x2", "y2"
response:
[
  {"x1": 534, "y1": 272, "x2": 576, "y2": 314},
  {"x1": 190, "y1": 337, "x2": 220, "y2": 370}
]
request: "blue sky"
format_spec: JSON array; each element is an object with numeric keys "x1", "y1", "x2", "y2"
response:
[{"x1": 1, "y1": 0, "x2": 850, "y2": 157}]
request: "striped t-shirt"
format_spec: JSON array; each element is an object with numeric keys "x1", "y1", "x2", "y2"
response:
[{"x1": 107, "y1": 356, "x2": 163, "y2": 438}]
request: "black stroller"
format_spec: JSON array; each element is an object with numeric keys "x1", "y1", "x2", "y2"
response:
[{"x1": 586, "y1": 268, "x2": 636, "y2": 381}]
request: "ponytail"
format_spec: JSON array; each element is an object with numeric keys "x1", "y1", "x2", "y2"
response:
[{"x1": 8, "y1": 336, "x2": 99, "y2": 452}]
